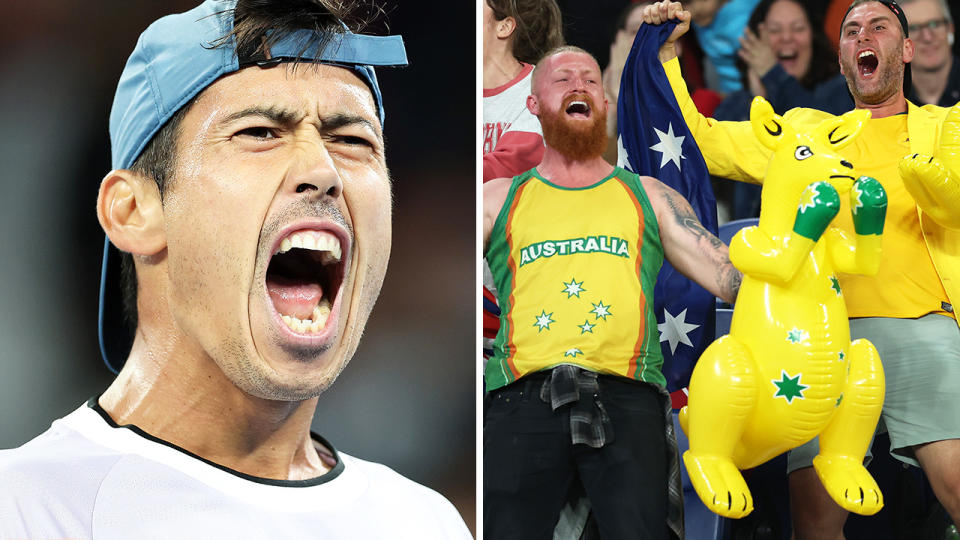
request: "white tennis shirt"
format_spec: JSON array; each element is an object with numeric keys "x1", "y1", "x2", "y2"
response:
[{"x1": 0, "y1": 401, "x2": 471, "y2": 539}]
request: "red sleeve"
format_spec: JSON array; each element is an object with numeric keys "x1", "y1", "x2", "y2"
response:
[{"x1": 482, "y1": 131, "x2": 544, "y2": 183}]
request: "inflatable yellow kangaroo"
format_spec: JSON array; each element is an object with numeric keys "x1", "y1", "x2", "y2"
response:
[{"x1": 680, "y1": 97, "x2": 888, "y2": 519}]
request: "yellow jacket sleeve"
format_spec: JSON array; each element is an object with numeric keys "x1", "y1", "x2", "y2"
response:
[{"x1": 663, "y1": 58, "x2": 768, "y2": 184}]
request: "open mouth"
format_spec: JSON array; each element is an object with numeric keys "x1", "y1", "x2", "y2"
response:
[
  {"x1": 777, "y1": 50, "x2": 798, "y2": 62},
  {"x1": 857, "y1": 50, "x2": 878, "y2": 78},
  {"x1": 777, "y1": 50, "x2": 800, "y2": 69},
  {"x1": 265, "y1": 229, "x2": 345, "y2": 335},
  {"x1": 565, "y1": 99, "x2": 591, "y2": 119}
]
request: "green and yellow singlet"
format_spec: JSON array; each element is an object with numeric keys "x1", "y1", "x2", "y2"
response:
[{"x1": 485, "y1": 167, "x2": 665, "y2": 391}]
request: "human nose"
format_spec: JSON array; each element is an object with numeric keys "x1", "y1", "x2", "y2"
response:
[
  {"x1": 916, "y1": 25, "x2": 936, "y2": 40},
  {"x1": 284, "y1": 138, "x2": 343, "y2": 199}
]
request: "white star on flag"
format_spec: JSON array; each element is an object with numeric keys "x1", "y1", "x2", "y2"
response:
[
  {"x1": 658, "y1": 307, "x2": 700, "y2": 354},
  {"x1": 650, "y1": 123, "x2": 686, "y2": 171},
  {"x1": 616, "y1": 134, "x2": 632, "y2": 170}
]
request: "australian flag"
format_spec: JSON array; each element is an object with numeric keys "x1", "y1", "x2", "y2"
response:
[{"x1": 617, "y1": 22, "x2": 718, "y2": 407}]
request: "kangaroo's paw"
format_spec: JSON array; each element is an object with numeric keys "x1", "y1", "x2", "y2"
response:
[
  {"x1": 683, "y1": 452, "x2": 754, "y2": 518},
  {"x1": 850, "y1": 176, "x2": 887, "y2": 235},
  {"x1": 812, "y1": 454, "x2": 883, "y2": 515}
]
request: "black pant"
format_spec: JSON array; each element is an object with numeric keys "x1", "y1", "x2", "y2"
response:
[{"x1": 483, "y1": 373, "x2": 669, "y2": 540}]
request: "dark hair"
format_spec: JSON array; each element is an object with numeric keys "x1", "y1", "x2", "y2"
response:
[
  {"x1": 486, "y1": 0, "x2": 565, "y2": 64},
  {"x1": 119, "y1": 0, "x2": 376, "y2": 331},
  {"x1": 737, "y1": 0, "x2": 839, "y2": 90},
  {"x1": 843, "y1": 0, "x2": 909, "y2": 38}
]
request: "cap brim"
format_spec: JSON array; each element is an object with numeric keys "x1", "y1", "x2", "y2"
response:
[{"x1": 98, "y1": 236, "x2": 133, "y2": 374}]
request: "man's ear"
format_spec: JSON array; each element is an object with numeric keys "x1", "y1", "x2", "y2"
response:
[
  {"x1": 526, "y1": 94, "x2": 540, "y2": 116},
  {"x1": 903, "y1": 37, "x2": 915, "y2": 63},
  {"x1": 97, "y1": 170, "x2": 166, "y2": 256}
]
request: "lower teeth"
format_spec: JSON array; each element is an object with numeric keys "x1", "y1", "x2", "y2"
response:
[{"x1": 281, "y1": 299, "x2": 332, "y2": 334}]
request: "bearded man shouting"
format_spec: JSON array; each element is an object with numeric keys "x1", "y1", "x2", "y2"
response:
[{"x1": 481, "y1": 45, "x2": 742, "y2": 540}]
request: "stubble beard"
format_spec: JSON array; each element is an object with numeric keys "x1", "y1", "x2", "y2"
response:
[
  {"x1": 539, "y1": 94, "x2": 608, "y2": 161},
  {"x1": 844, "y1": 43, "x2": 905, "y2": 105}
]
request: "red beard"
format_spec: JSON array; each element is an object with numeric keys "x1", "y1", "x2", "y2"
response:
[{"x1": 539, "y1": 94, "x2": 608, "y2": 161}]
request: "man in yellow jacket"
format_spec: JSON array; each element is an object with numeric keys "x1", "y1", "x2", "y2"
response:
[{"x1": 643, "y1": 1, "x2": 960, "y2": 537}]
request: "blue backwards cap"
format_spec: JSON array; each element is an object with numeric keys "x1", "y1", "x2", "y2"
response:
[{"x1": 100, "y1": 0, "x2": 408, "y2": 373}]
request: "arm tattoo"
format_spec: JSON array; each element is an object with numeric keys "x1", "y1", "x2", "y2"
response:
[
  {"x1": 661, "y1": 185, "x2": 740, "y2": 302},
  {"x1": 661, "y1": 188, "x2": 725, "y2": 250},
  {"x1": 720, "y1": 264, "x2": 742, "y2": 303}
]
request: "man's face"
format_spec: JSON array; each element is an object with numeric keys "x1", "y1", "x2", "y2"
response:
[
  {"x1": 903, "y1": 0, "x2": 953, "y2": 72},
  {"x1": 530, "y1": 51, "x2": 608, "y2": 160},
  {"x1": 838, "y1": 2, "x2": 914, "y2": 104},
  {"x1": 762, "y1": 0, "x2": 813, "y2": 81},
  {"x1": 687, "y1": 0, "x2": 723, "y2": 27},
  {"x1": 158, "y1": 64, "x2": 390, "y2": 400},
  {"x1": 623, "y1": 3, "x2": 653, "y2": 36}
]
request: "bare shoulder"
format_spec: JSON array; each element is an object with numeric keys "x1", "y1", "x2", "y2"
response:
[
  {"x1": 637, "y1": 174, "x2": 668, "y2": 194},
  {"x1": 636, "y1": 174, "x2": 681, "y2": 213},
  {"x1": 484, "y1": 176, "x2": 513, "y2": 197},
  {"x1": 483, "y1": 177, "x2": 513, "y2": 215}
]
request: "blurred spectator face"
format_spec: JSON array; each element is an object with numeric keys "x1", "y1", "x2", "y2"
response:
[
  {"x1": 688, "y1": 0, "x2": 724, "y2": 27},
  {"x1": 623, "y1": 2, "x2": 651, "y2": 35},
  {"x1": 903, "y1": 0, "x2": 953, "y2": 71},
  {"x1": 762, "y1": 0, "x2": 813, "y2": 80}
]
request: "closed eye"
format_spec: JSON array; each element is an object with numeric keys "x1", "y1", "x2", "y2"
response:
[
  {"x1": 235, "y1": 126, "x2": 278, "y2": 139},
  {"x1": 329, "y1": 134, "x2": 374, "y2": 148}
]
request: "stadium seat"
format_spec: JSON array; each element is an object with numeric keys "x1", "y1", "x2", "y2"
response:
[{"x1": 718, "y1": 217, "x2": 760, "y2": 246}]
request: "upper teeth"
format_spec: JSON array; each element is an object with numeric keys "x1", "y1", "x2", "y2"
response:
[
  {"x1": 570, "y1": 101, "x2": 587, "y2": 108},
  {"x1": 276, "y1": 230, "x2": 342, "y2": 261},
  {"x1": 859, "y1": 51, "x2": 875, "y2": 59}
]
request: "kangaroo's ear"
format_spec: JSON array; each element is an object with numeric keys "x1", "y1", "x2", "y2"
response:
[
  {"x1": 815, "y1": 109, "x2": 871, "y2": 151},
  {"x1": 750, "y1": 96, "x2": 786, "y2": 151}
]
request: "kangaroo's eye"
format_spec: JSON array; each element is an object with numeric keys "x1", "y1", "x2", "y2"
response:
[{"x1": 795, "y1": 146, "x2": 813, "y2": 160}]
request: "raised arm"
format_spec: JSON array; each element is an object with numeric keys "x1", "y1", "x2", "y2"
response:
[
  {"x1": 483, "y1": 177, "x2": 512, "y2": 251},
  {"x1": 640, "y1": 1, "x2": 771, "y2": 184},
  {"x1": 641, "y1": 175, "x2": 742, "y2": 304}
]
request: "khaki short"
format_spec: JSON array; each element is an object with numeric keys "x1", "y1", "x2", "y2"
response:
[{"x1": 787, "y1": 313, "x2": 960, "y2": 472}]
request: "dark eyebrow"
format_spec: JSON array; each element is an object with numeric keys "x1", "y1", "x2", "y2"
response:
[
  {"x1": 218, "y1": 106, "x2": 382, "y2": 144},
  {"x1": 321, "y1": 113, "x2": 377, "y2": 134},
  {"x1": 219, "y1": 105, "x2": 302, "y2": 128},
  {"x1": 321, "y1": 113, "x2": 383, "y2": 143},
  {"x1": 844, "y1": 15, "x2": 893, "y2": 30}
]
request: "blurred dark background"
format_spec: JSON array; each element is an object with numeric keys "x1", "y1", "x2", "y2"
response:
[{"x1": 0, "y1": 0, "x2": 475, "y2": 533}]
